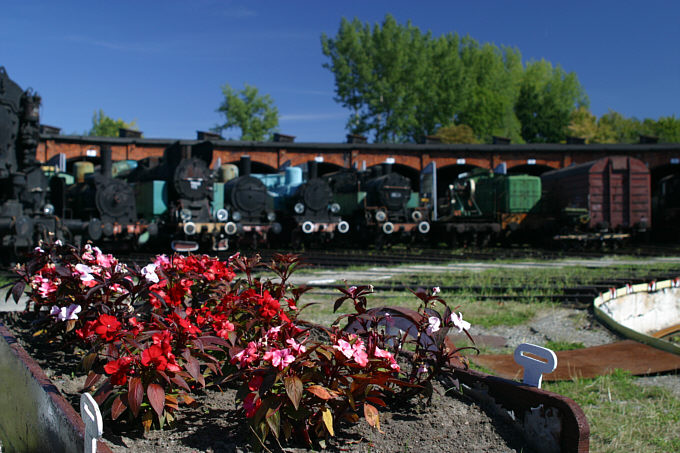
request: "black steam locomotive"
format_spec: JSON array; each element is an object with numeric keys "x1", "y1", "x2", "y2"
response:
[{"x1": 0, "y1": 66, "x2": 64, "y2": 259}]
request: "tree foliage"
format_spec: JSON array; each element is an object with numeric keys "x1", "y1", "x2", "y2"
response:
[
  {"x1": 214, "y1": 83, "x2": 279, "y2": 141},
  {"x1": 88, "y1": 110, "x2": 139, "y2": 137},
  {"x1": 568, "y1": 108, "x2": 680, "y2": 144},
  {"x1": 435, "y1": 124, "x2": 478, "y2": 144},
  {"x1": 321, "y1": 15, "x2": 587, "y2": 144},
  {"x1": 514, "y1": 60, "x2": 588, "y2": 143}
]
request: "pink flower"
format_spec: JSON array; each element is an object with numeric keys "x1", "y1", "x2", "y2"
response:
[
  {"x1": 373, "y1": 346, "x2": 400, "y2": 372},
  {"x1": 263, "y1": 348, "x2": 295, "y2": 370},
  {"x1": 334, "y1": 339, "x2": 354, "y2": 359},
  {"x1": 352, "y1": 346, "x2": 368, "y2": 367},
  {"x1": 95, "y1": 249, "x2": 115, "y2": 268},
  {"x1": 153, "y1": 254, "x2": 170, "y2": 269},
  {"x1": 286, "y1": 338, "x2": 306, "y2": 354},
  {"x1": 450, "y1": 312, "x2": 471, "y2": 332},
  {"x1": 232, "y1": 342, "x2": 259, "y2": 368},
  {"x1": 426, "y1": 316, "x2": 441, "y2": 335},
  {"x1": 74, "y1": 263, "x2": 97, "y2": 287},
  {"x1": 35, "y1": 275, "x2": 58, "y2": 298}
]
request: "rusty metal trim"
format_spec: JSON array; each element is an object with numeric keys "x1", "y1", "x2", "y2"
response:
[
  {"x1": 449, "y1": 366, "x2": 590, "y2": 453},
  {"x1": 0, "y1": 322, "x2": 113, "y2": 453}
]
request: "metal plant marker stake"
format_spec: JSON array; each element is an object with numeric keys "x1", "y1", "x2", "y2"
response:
[
  {"x1": 513, "y1": 343, "x2": 557, "y2": 389},
  {"x1": 80, "y1": 393, "x2": 103, "y2": 453}
]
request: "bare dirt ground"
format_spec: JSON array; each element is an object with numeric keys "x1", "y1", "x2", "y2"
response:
[{"x1": 2, "y1": 311, "x2": 530, "y2": 453}]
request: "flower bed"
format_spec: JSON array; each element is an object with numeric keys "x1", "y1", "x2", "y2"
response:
[{"x1": 2, "y1": 242, "x2": 588, "y2": 452}]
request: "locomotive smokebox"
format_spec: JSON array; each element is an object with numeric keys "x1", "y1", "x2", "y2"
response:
[
  {"x1": 240, "y1": 155, "x2": 252, "y2": 176},
  {"x1": 100, "y1": 145, "x2": 112, "y2": 179},
  {"x1": 382, "y1": 163, "x2": 393, "y2": 175},
  {"x1": 308, "y1": 160, "x2": 318, "y2": 179}
]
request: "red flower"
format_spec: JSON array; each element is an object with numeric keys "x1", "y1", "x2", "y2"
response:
[
  {"x1": 75, "y1": 320, "x2": 97, "y2": 341},
  {"x1": 94, "y1": 314, "x2": 122, "y2": 341},
  {"x1": 104, "y1": 356, "x2": 134, "y2": 385},
  {"x1": 243, "y1": 392, "x2": 261, "y2": 418},
  {"x1": 258, "y1": 291, "x2": 280, "y2": 319},
  {"x1": 141, "y1": 345, "x2": 167, "y2": 371},
  {"x1": 248, "y1": 375, "x2": 263, "y2": 391},
  {"x1": 141, "y1": 344, "x2": 180, "y2": 373}
]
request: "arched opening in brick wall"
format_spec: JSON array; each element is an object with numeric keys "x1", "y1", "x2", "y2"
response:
[
  {"x1": 436, "y1": 164, "x2": 483, "y2": 196},
  {"x1": 507, "y1": 163, "x2": 556, "y2": 176},
  {"x1": 365, "y1": 163, "x2": 420, "y2": 191},
  {"x1": 650, "y1": 163, "x2": 680, "y2": 191},
  {"x1": 223, "y1": 158, "x2": 277, "y2": 174}
]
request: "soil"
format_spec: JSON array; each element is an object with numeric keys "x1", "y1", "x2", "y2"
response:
[{"x1": 0, "y1": 312, "x2": 532, "y2": 453}]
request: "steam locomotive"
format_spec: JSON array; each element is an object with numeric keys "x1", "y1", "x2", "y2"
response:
[{"x1": 0, "y1": 66, "x2": 65, "y2": 259}]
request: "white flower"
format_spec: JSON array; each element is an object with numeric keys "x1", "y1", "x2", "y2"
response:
[
  {"x1": 50, "y1": 304, "x2": 81, "y2": 322},
  {"x1": 141, "y1": 263, "x2": 159, "y2": 283},
  {"x1": 425, "y1": 316, "x2": 441, "y2": 335},
  {"x1": 432, "y1": 286, "x2": 441, "y2": 295},
  {"x1": 450, "y1": 312, "x2": 471, "y2": 332}
]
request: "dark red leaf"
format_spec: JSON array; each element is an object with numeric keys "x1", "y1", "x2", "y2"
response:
[
  {"x1": 365, "y1": 396, "x2": 387, "y2": 407},
  {"x1": 127, "y1": 377, "x2": 143, "y2": 417},
  {"x1": 284, "y1": 376, "x2": 302, "y2": 410},
  {"x1": 111, "y1": 396, "x2": 127, "y2": 420},
  {"x1": 83, "y1": 371, "x2": 101, "y2": 390},
  {"x1": 170, "y1": 374, "x2": 191, "y2": 392},
  {"x1": 10, "y1": 280, "x2": 25, "y2": 303},
  {"x1": 147, "y1": 383, "x2": 165, "y2": 418}
]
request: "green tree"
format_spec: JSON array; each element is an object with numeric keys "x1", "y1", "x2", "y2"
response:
[
  {"x1": 641, "y1": 115, "x2": 680, "y2": 143},
  {"x1": 435, "y1": 124, "x2": 478, "y2": 144},
  {"x1": 597, "y1": 110, "x2": 641, "y2": 143},
  {"x1": 567, "y1": 107, "x2": 617, "y2": 143},
  {"x1": 214, "y1": 83, "x2": 279, "y2": 141},
  {"x1": 322, "y1": 15, "x2": 585, "y2": 144},
  {"x1": 88, "y1": 110, "x2": 139, "y2": 137},
  {"x1": 514, "y1": 60, "x2": 588, "y2": 143}
]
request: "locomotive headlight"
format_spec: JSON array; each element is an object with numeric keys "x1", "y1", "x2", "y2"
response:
[
  {"x1": 43, "y1": 204, "x2": 55, "y2": 215},
  {"x1": 232, "y1": 211, "x2": 242, "y2": 222},
  {"x1": 267, "y1": 211, "x2": 276, "y2": 222},
  {"x1": 215, "y1": 208, "x2": 229, "y2": 222},
  {"x1": 183, "y1": 222, "x2": 197, "y2": 236},
  {"x1": 179, "y1": 208, "x2": 192, "y2": 221},
  {"x1": 375, "y1": 210, "x2": 387, "y2": 222},
  {"x1": 294, "y1": 202, "x2": 305, "y2": 214},
  {"x1": 330, "y1": 203, "x2": 340, "y2": 214}
]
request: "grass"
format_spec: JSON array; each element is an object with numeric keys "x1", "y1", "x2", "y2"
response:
[{"x1": 544, "y1": 370, "x2": 680, "y2": 453}]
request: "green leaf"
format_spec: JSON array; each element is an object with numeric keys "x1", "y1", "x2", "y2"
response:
[{"x1": 266, "y1": 407, "x2": 281, "y2": 439}]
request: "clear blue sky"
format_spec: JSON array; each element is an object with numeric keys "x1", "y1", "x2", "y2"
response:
[{"x1": 2, "y1": 0, "x2": 678, "y2": 142}]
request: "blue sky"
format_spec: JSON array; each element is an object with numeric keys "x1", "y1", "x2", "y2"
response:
[{"x1": 2, "y1": 0, "x2": 678, "y2": 142}]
